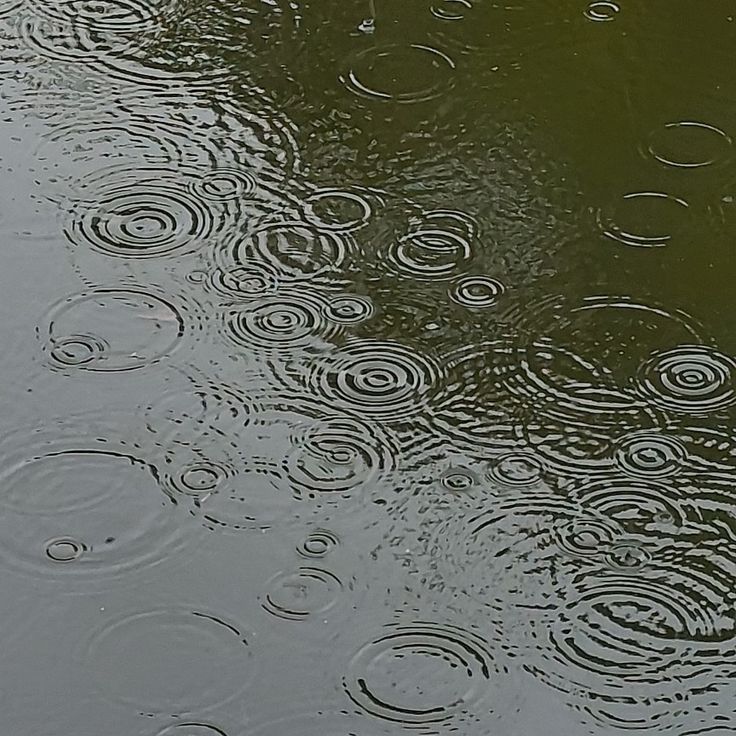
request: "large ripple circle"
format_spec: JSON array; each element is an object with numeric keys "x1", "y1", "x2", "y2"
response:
[
  {"x1": 67, "y1": 168, "x2": 216, "y2": 259},
  {"x1": 43, "y1": 288, "x2": 185, "y2": 372},
  {"x1": 84, "y1": 607, "x2": 255, "y2": 713},
  {"x1": 341, "y1": 44, "x2": 456, "y2": 104},
  {"x1": 307, "y1": 340, "x2": 441, "y2": 420},
  {"x1": 0, "y1": 421, "x2": 189, "y2": 585},
  {"x1": 637, "y1": 345, "x2": 736, "y2": 414}
]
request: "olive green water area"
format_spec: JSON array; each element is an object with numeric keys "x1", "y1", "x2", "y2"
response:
[{"x1": 1, "y1": 0, "x2": 736, "y2": 733}]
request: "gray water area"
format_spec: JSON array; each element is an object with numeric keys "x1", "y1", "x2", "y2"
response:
[{"x1": 1, "y1": 1, "x2": 736, "y2": 734}]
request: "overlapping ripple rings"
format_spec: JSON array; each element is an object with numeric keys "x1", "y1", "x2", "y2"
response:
[
  {"x1": 343, "y1": 621, "x2": 504, "y2": 728},
  {"x1": 222, "y1": 290, "x2": 337, "y2": 354},
  {"x1": 261, "y1": 566, "x2": 344, "y2": 621},
  {"x1": 637, "y1": 346, "x2": 736, "y2": 414},
  {"x1": 305, "y1": 340, "x2": 442, "y2": 421},
  {"x1": 0, "y1": 419, "x2": 190, "y2": 584},
  {"x1": 597, "y1": 191, "x2": 690, "y2": 248}
]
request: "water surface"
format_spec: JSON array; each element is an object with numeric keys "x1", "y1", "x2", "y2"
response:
[{"x1": 1, "y1": 0, "x2": 736, "y2": 733}]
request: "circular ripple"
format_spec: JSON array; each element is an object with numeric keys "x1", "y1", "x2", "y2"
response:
[
  {"x1": 341, "y1": 44, "x2": 455, "y2": 104},
  {"x1": 223, "y1": 291, "x2": 336, "y2": 352},
  {"x1": 207, "y1": 264, "x2": 279, "y2": 301},
  {"x1": 440, "y1": 467, "x2": 479, "y2": 492},
  {"x1": 85, "y1": 607, "x2": 254, "y2": 713},
  {"x1": 0, "y1": 0, "x2": 21, "y2": 17},
  {"x1": 261, "y1": 566, "x2": 343, "y2": 621},
  {"x1": 553, "y1": 516, "x2": 623, "y2": 559},
  {"x1": 233, "y1": 222, "x2": 353, "y2": 282},
  {"x1": 387, "y1": 227, "x2": 472, "y2": 280},
  {"x1": 638, "y1": 346, "x2": 736, "y2": 414},
  {"x1": 43, "y1": 288, "x2": 184, "y2": 372},
  {"x1": 646, "y1": 121, "x2": 732, "y2": 169},
  {"x1": 304, "y1": 187, "x2": 376, "y2": 232},
  {"x1": 322, "y1": 294, "x2": 375, "y2": 325},
  {"x1": 487, "y1": 452, "x2": 545, "y2": 487},
  {"x1": 297, "y1": 529, "x2": 340, "y2": 558},
  {"x1": 67, "y1": 168, "x2": 216, "y2": 259},
  {"x1": 504, "y1": 294, "x2": 706, "y2": 390},
  {"x1": 45, "y1": 536, "x2": 87, "y2": 562},
  {"x1": 344, "y1": 622, "x2": 499, "y2": 727},
  {"x1": 497, "y1": 339, "x2": 649, "y2": 424},
  {"x1": 284, "y1": 416, "x2": 398, "y2": 499},
  {"x1": 604, "y1": 541, "x2": 652, "y2": 571},
  {"x1": 614, "y1": 431, "x2": 688, "y2": 478},
  {"x1": 0, "y1": 422, "x2": 188, "y2": 583},
  {"x1": 421, "y1": 493, "x2": 581, "y2": 612},
  {"x1": 194, "y1": 461, "x2": 293, "y2": 533},
  {"x1": 448, "y1": 275, "x2": 504, "y2": 308},
  {"x1": 49, "y1": 333, "x2": 108, "y2": 367},
  {"x1": 169, "y1": 462, "x2": 230, "y2": 498},
  {"x1": 18, "y1": 13, "x2": 141, "y2": 69},
  {"x1": 584, "y1": 1, "x2": 620, "y2": 21},
  {"x1": 307, "y1": 340, "x2": 441, "y2": 420},
  {"x1": 597, "y1": 191, "x2": 689, "y2": 248},
  {"x1": 527, "y1": 574, "x2": 703, "y2": 695},
  {"x1": 248, "y1": 711, "x2": 411, "y2": 736},
  {"x1": 431, "y1": 0, "x2": 471, "y2": 21},
  {"x1": 190, "y1": 168, "x2": 258, "y2": 202}
]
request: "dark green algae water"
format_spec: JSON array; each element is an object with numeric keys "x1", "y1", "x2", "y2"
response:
[{"x1": 1, "y1": 0, "x2": 736, "y2": 734}]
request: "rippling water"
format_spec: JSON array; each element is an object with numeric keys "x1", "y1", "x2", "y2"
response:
[{"x1": 2, "y1": 0, "x2": 736, "y2": 733}]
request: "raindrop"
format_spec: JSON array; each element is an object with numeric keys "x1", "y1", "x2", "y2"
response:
[
  {"x1": 0, "y1": 422, "x2": 190, "y2": 584},
  {"x1": 387, "y1": 227, "x2": 473, "y2": 280},
  {"x1": 34, "y1": 0, "x2": 176, "y2": 35},
  {"x1": 222, "y1": 290, "x2": 337, "y2": 353},
  {"x1": 284, "y1": 415, "x2": 398, "y2": 498},
  {"x1": 232, "y1": 222, "x2": 353, "y2": 283},
  {"x1": 605, "y1": 541, "x2": 652, "y2": 570},
  {"x1": 207, "y1": 264, "x2": 279, "y2": 301},
  {"x1": 553, "y1": 516, "x2": 622, "y2": 559}
]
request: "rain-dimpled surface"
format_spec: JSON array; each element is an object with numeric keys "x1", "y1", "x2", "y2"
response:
[{"x1": 1, "y1": 0, "x2": 736, "y2": 734}]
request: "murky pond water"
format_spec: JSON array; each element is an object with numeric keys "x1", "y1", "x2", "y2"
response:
[{"x1": 2, "y1": 0, "x2": 736, "y2": 733}]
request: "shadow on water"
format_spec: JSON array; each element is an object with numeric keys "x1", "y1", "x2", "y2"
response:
[{"x1": 1, "y1": 0, "x2": 736, "y2": 733}]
